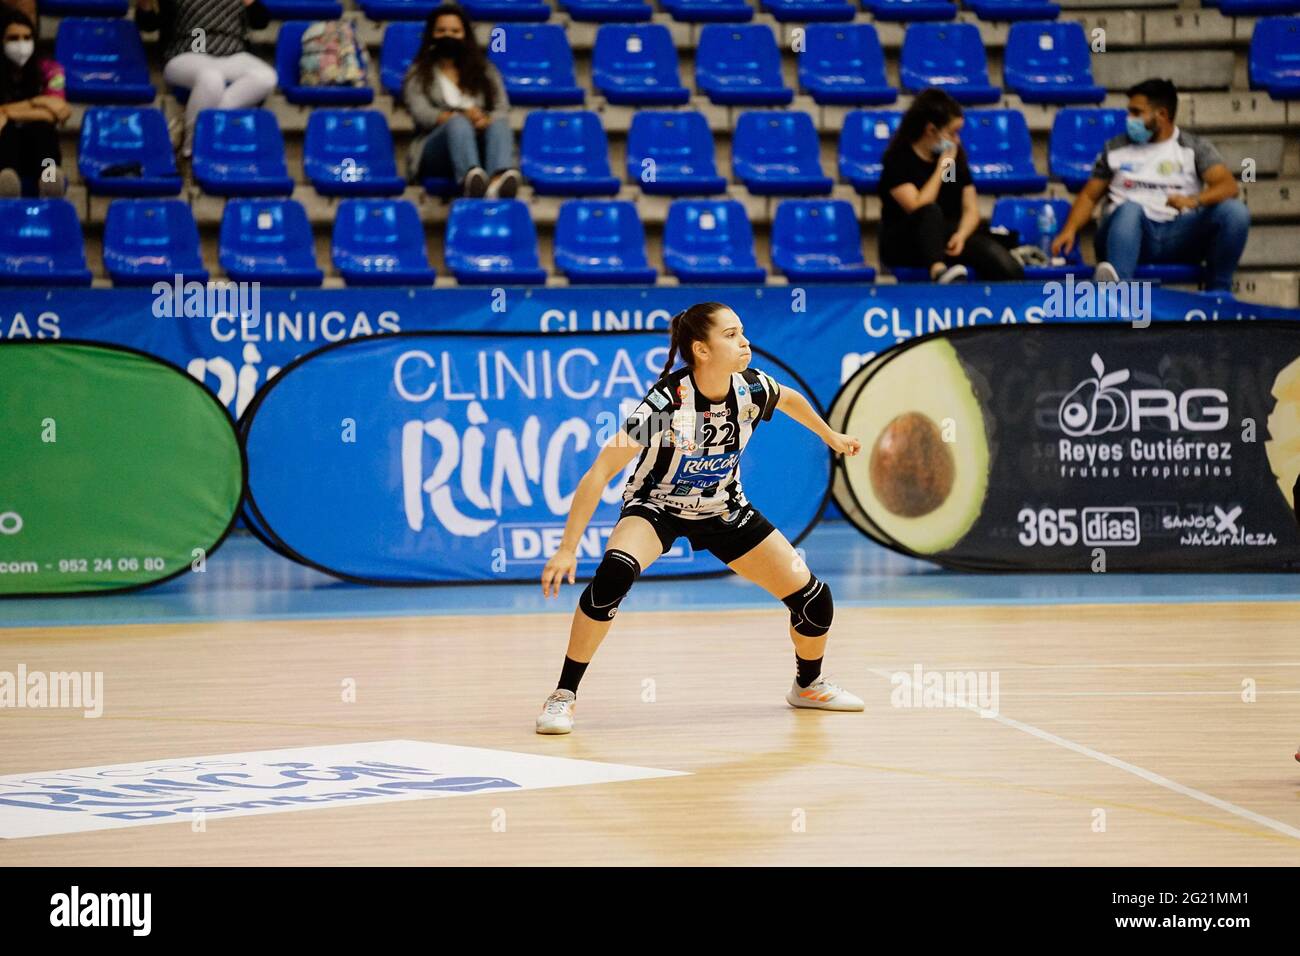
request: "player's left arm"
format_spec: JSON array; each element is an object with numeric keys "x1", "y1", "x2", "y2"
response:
[{"x1": 774, "y1": 383, "x2": 861, "y2": 458}]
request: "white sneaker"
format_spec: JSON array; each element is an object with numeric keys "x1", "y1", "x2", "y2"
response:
[
  {"x1": 1094, "y1": 261, "x2": 1119, "y2": 283},
  {"x1": 936, "y1": 263, "x2": 968, "y2": 284},
  {"x1": 486, "y1": 168, "x2": 520, "y2": 199},
  {"x1": 786, "y1": 675, "x2": 865, "y2": 712},
  {"x1": 463, "y1": 167, "x2": 488, "y2": 198},
  {"x1": 536, "y1": 689, "x2": 576, "y2": 734}
]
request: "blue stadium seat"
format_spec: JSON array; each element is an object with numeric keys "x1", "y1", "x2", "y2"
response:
[
  {"x1": 304, "y1": 110, "x2": 406, "y2": 196},
  {"x1": 762, "y1": 0, "x2": 855, "y2": 22},
  {"x1": 771, "y1": 200, "x2": 876, "y2": 282},
  {"x1": 262, "y1": 0, "x2": 344, "y2": 17},
  {"x1": 1134, "y1": 263, "x2": 1202, "y2": 284},
  {"x1": 489, "y1": 24, "x2": 585, "y2": 105},
  {"x1": 78, "y1": 108, "x2": 183, "y2": 197},
  {"x1": 56, "y1": 18, "x2": 155, "y2": 104},
  {"x1": 990, "y1": 198, "x2": 1090, "y2": 280},
  {"x1": 1249, "y1": 17, "x2": 1300, "y2": 100},
  {"x1": 838, "y1": 109, "x2": 903, "y2": 193},
  {"x1": 799, "y1": 24, "x2": 897, "y2": 105},
  {"x1": 380, "y1": 22, "x2": 423, "y2": 96},
  {"x1": 1004, "y1": 21, "x2": 1105, "y2": 104},
  {"x1": 660, "y1": 0, "x2": 754, "y2": 21},
  {"x1": 962, "y1": 109, "x2": 1047, "y2": 193},
  {"x1": 332, "y1": 199, "x2": 436, "y2": 286},
  {"x1": 593, "y1": 25, "x2": 690, "y2": 105},
  {"x1": 462, "y1": 0, "x2": 552, "y2": 20},
  {"x1": 966, "y1": 0, "x2": 1060, "y2": 20},
  {"x1": 861, "y1": 0, "x2": 956, "y2": 22},
  {"x1": 1049, "y1": 107, "x2": 1125, "y2": 191},
  {"x1": 192, "y1": 110, "x2": 295, "y2": 197},
  {"x1": 626, "y1": 112, "x2": 726, "y2": 196},
  {"x1": 277, "y1": 21, "x2": 375, "y2": 105},
  {"x1": 421, "y1": 177, "x2": 459, "y2": 197},
  {"x1": 40, "y1": 0, "x2": 128, "y2": 15},
  {"x1": 1219, "y1": 0, "x2": 1300, "y2": 14},
  {"x1": 554, "y1": 201, "x2": 657, "y2": 284},
  {"x1": 103, "y1": 199, "x2": 209, "y2": 286},
  {"x1": 900, "y1": 23, "x2": 1001, "y2": 104},
  {"x1": 358, "y1": 0, "x2": 440, "y2": 19},
  {"x1": 0, "y1": 200, "x2": 92, "y2": 287},
  {"x1": 889, "y1": 265, "x2": 964, "y2": 281},
  {"x1": 733, "y1": 111, "x2": 834, "y2": 195},
  {"x1": 562, "y1": 0, "x2": 653, "y2": 21},
  {"x1": 521, "y1": 111, "x2": 621, "y2": 195},
  {"x1": 696, "y1": 24, "x2": 794, "y2": 105},
  {"x1": 220, "y1": 199, "x2": 325, "y2": 286},
  {"x1": 663, "y1": 199, "x2": 766, "y2": 283},
  {"x1": 444, "y1": 199, "x2": 548, "y2": 285}
]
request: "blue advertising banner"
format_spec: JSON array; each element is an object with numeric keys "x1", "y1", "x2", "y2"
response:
[
  {"x1": 241, "y1": 331, "x2": 830, "y2": 582},
  {"x1": 3, "y1": 284, "x2": 1294, "y2": 421},
  {"x1": 4, "y1": 283, "x2": 1297, "y2": 552}
]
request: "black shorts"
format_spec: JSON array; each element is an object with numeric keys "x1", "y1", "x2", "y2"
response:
[{"x1": 619, "y1": 501, "x2": 776, "y2": 565}]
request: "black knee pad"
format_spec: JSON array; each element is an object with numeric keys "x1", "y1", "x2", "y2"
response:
[
  {"x1": 578, "y1": 549, "x2": 641, "y2": 621},
  {"x1": 782, "y1": 574, "x2": 833, "y2": 637}
]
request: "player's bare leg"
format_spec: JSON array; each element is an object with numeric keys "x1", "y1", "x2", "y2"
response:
[
  {"x1": 727, "y1": 529, "x2": 864, "y2": 711},
  {"x1": 537, "y1": 515, "x2": 664, "y2": 733}
]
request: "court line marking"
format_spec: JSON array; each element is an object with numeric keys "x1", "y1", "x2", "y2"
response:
[
  {"x1": 872, "y1": 661, "x2": 1300, "y2": 670},
  {"x1": 692, "y1": 747, "x2": 1300, "y2": 847},
  {"x1": 869, "y1": 667, "x2": 1300, "y2": 843},
  {"x1": 994, "y1": 690, "x2": 1300, "y2": 697}
]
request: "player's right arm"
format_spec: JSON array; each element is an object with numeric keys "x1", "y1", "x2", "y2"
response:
[{"x1": 541, "y1": 430, "x2": 645, "y2": 597}]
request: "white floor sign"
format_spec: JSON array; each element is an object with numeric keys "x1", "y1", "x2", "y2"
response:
[{"x1": 0, "y1": 740, "x2": 688, "y2": 839}]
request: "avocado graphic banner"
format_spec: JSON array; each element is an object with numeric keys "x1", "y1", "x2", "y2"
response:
[
  {"x1": 241, "y1": 331, "x2": 829, "y2": 584},
  {"x1": 0, "y1": 342, "x2": 243, "y2": 596},
  {"x1": 831, "y1": 323, "x2": 1300, "y2": 571}
]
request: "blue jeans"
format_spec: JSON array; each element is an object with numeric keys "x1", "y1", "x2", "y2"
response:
[
  {"x1": 417, "y1": 114, "x2": 515, "y2": 183},
  {"x1": 1094, "y1": 198, "x2": 1250, "y2": 292}
]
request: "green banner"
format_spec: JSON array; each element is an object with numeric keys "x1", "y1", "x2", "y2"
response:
[{"x1": 0, "y1": 342, "x2": 243, "y2": 595}]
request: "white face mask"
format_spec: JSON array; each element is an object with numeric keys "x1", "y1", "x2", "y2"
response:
[{"x1": 5, "y1": 39, "x2": 34, "y2": 68}]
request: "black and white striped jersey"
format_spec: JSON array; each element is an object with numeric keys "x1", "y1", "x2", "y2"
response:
[{"x1": 620, "y1": 366, "x2": 782, "y2": 519}]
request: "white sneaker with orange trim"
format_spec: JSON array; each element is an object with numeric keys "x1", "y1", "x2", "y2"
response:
[
  {"x1": 787, "y1": 675, "x2": 864, "y2": 712},
  {"x1": 536, "y1": 689, "x2": 576, "y2": 734}
]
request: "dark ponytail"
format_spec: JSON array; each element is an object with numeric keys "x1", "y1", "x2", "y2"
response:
[
  {"x1": 884, "y1": 87, "x2": 963, "y2": 161},
  {"x1": 661, "y1": 302, "x2": 726, "y2": 379}
]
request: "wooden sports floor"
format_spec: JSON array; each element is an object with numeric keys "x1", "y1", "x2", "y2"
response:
[{"x1": 4, "y1": 536, "x2": 1300, "y2": 865}]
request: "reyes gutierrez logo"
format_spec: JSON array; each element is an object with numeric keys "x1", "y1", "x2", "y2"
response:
[{"x1": 1057, "y1": 354, "x2": 1229, "y2": 437}]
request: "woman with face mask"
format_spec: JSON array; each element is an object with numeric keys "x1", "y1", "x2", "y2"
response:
[
  {"x1": 877, "y1": 88, "x2": 1024, "y2": 283},
  {"x1": 0, "y1": 8, "x2": 70, "y2": 197},
  {"x1": 403, "y1": 3, "x2": 518, "y2": 199},
  {"x1": 135, "y1": 0, "x2": 277, "y2": 159}
]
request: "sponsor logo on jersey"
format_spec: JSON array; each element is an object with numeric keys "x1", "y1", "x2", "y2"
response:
[
  {"x1": 647, "y1": 390, "x2": 668, "y2": 410},
  {"x1": 741, "y1": 404, "x2": 758, "y2": 423},
  {"x1": 672, "y1": 452, "x2": 739, "y2": 487}
]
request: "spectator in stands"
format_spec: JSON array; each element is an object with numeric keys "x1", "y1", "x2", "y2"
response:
[
  {"x1": 0, "y1": 7, "x2": 68, "y2": 197},
  {"x1": 877, "y1": 88, "x2": 1024, "y2": 283},
  {"x1": 136, "y1": 0, "x2": 277, "y2": 159},
  {"x1": 1051, "y1": 78, "x2": 1249, "y2": 292},
  {"x1": 404, "y1": 3, "x2": 518, "y2": 199}
]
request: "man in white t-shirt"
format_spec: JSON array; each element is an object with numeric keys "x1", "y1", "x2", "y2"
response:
[{"x1": 1050, "y1": 78, "x2": 1250, "y2": 292}]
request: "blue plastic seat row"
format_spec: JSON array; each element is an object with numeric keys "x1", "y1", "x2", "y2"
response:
[
  {"x1": 53, "y1": 16, "x2": 1115, "y2": 110},
  {"x1": 0, "y1": 195, "x2": 1207, "y2": 289},
  {"x1": 533, "y1": 107, "x2": 1048, "y2": 197}
]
